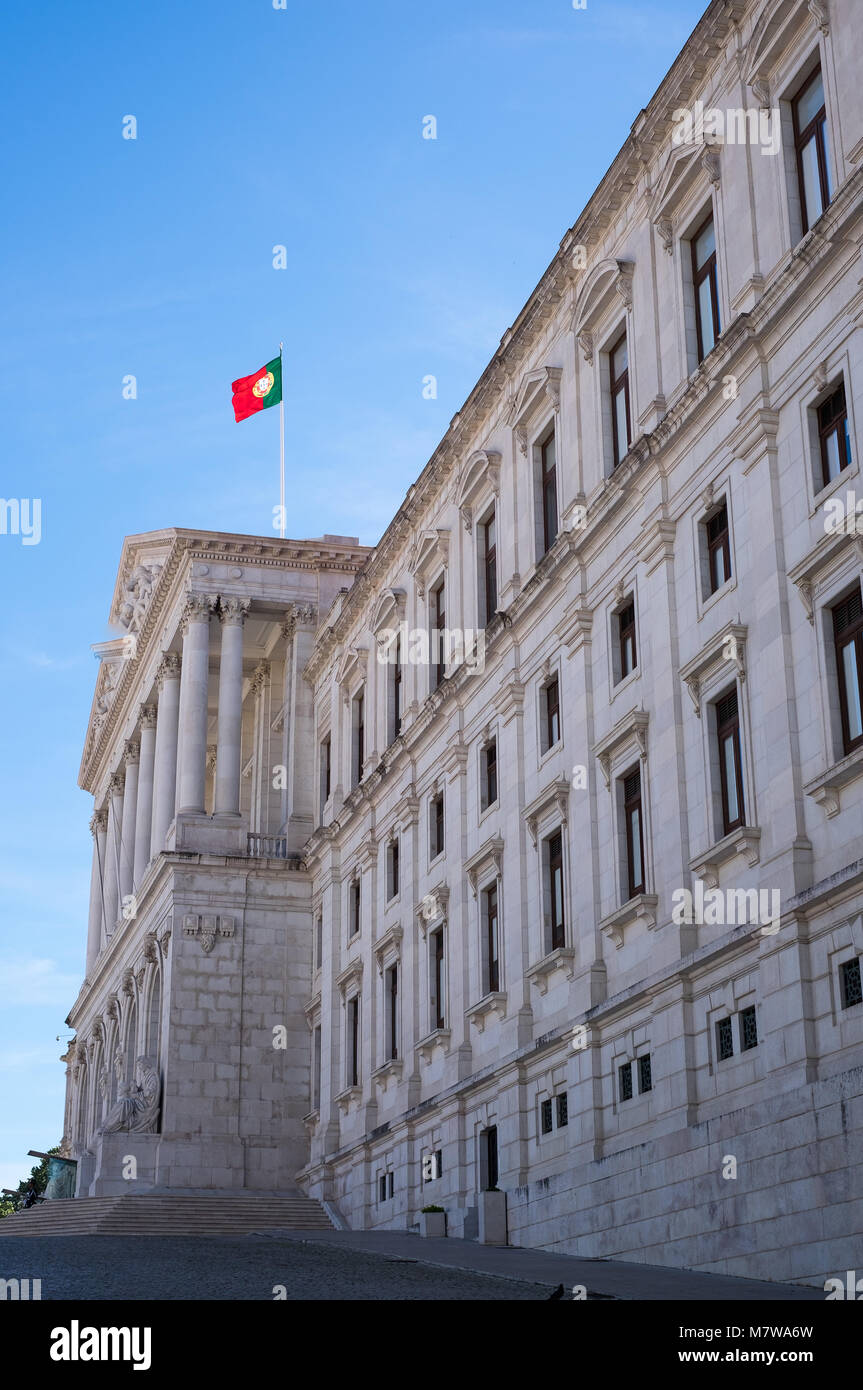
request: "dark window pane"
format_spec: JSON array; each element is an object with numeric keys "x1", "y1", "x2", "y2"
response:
[
  {"x1": 638, "y1": 1054, "x2": 652, "y2": 1094},
  {"x1": 840, "y1": 958, "x2": 862, "y2": 1010},
  {"x1": 618, "y1": 1061, "x2": 633, "y2": 1102},
  {"x1": 541, "y1": 1098, "x2": 553, "y2": 1135},
  {"x1": 556, "y1": 1093, "x2": 568, "y2": 1128},
  {"x1": 716, "y1": 1016, "x2": 734, "y2": 1062},
  {"x1": 739, "y1": 1005, "x2": 758, "y2": 1052}
]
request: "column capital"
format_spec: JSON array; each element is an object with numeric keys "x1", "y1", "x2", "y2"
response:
[
  {"x1": 90, "y1": 808, "x2": 108, "y2": 836},
  {"x1": 282, "y1": 602, "x2": 317, "y2": 640},
  {"x1": 124, "y1": 740, "x2": 140, "y2": 766},
  {"x1": 156, "y1": 652, "x2": 182, "y2": 688},
  {"x1": 181, "y1": 593, "x2": 214, "y2": 634},
  {"x1": 109, "y1": 771, "x2": 125, "y2": 796},
  {"x1": 218, "y1": 596, "x2": 251, "y2": 627},
  {"x1": 139, "y1": 703, "x2": 157, "y2": 729}
]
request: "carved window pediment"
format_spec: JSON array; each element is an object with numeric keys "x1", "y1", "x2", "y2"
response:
[
  {"x1": 371, "y1": 587, "x2": 407, "y2": 636},
  {"x1": 678, "y1": 624, "x2": 747, "y2": 717},
  {"x1": 650, "y1": 144, "x2": 720, "y2": 253},
  {"x1": 571, "y1": 260, "x2": 634, "y2": 344},
  {"x1": 746, "y1": 0, "x2": 827, "y2": 100},
  {"x1": 523, "y1": 777, "x2": 571, "y2": 846},
  {"x1": 336, "y1": 642, "x2": 370, "y2": 691},
  {"x1": 509, "y1": 366, "x2": 562, "y2": 431},
  {"x1": 464, "y1": 835, "x2": 504, "y2": 896},
  {"x1": 457, "y1": 450, "x2": 502, "y2": 531},
  {"x1": 593, "y1": 709, "x2": 649, "y2": 789},
  {"x1": 409, "y1": 530, "x2": 450, "y2": 597}
]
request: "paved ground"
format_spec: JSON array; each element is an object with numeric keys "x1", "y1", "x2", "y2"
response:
[{"x1": 0, "y1": 1230, "x2": 824, "y2": 1300}]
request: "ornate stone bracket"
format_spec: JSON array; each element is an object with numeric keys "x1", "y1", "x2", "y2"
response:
[
  {"x1": 182, "y1": 913, "x2": 235, "y2": 954},
  {"x1": 523, "y1": 778, "x2": 571, "y2": 846}
]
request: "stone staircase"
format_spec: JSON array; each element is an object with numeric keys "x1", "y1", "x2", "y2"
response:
[{"x1": 0, "y1": 1191, "x2": 332, "y2": 1237}]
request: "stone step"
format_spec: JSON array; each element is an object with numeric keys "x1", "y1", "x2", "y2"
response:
[{"x1": 0, "y1": 1192, "x2": 332, "y2": 1237}]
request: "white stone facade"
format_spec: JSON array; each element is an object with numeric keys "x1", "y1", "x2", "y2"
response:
[{"x1": 64, "y1": 0, "x2": 863, "y2": 1283}]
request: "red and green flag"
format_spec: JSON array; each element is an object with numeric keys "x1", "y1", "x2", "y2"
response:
[{"x1": 231, "y1": 356, "x2": 282, "y2": 422}]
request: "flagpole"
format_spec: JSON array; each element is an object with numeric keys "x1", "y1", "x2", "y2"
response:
[{"x1": 278, "y1": 341, "x2": 285, "y2": 540}]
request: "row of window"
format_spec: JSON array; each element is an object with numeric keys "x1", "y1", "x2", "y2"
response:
[{"x1": 323, "y1": 956, "x2": 862, "y2": 1134}]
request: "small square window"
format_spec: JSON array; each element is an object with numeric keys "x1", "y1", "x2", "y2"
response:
[
  {"x1": 716, "y1": 1016, "x2": 734, "y2": 1062},
  {"x1": 540, "y1": 1098, "x2": 553, "y2": 1135},
  {"x1": 739, "y1": 1005, "x2": 758, "y2": 1052},
  {"x1": 840, "y1": 958, "x2": 863, "y2": 1010},
  {"x1": 556, "y1": 1093, "x2": 568, "y2": 1128},
  {"x1": 618, "y1": 1061, "x2": 633, "y2": 1102},
  {"x1": 637, "y1": 1053, "x2": 652, "y2": 1095}
]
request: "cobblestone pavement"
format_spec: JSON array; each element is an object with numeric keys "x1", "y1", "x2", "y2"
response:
[{"x1": 0, "y1": 1234, "x2": 552, "y2": 1300}]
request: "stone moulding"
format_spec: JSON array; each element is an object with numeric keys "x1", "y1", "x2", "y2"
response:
[
  {"x1": 600, "y1": 893, "x2": 660, "y2": 948},
  {"x1": 690, "y1": 827, "x2": 763, "y2": 889},
  {"x1": 526, "y1": 947, "x2": 577, "y2": 995},
  {"x1": 465, "y1": 992, "x2": 507, "y2": 1033}
]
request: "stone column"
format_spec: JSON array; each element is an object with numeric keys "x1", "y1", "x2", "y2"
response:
[
  {"x1": 214, "y1": 598, "x2": 249, "y2": 815},
  {"x1": 150, "y1": 653, "x2": 181, "y2": 855},
  {"x1": 249, "y1": 662, "x2": 270, "y2": 833},
  {"x1": 102, "y1": 771, "x2": 125, "y2": 939},
  {"x1": 133, "y1": 705, "x2": 157, "y2": 885},
  {"x1": 85, "y1": 808, "x2": 108, "y2": 974},
  {"x1": 118, "y1": 742, "x2": 139, "y2": 907},
  {"x1": 176, "y1": 595, "x2": 213, "y2": 816}
]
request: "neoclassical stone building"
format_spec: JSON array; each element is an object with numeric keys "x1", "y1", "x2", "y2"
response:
[{"x1": 63, "y1": 0, "x2": 863, "y2": 1282}]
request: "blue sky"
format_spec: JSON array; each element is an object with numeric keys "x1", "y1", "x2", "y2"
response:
[{"x1": 0, "y1": 0, "x2": 706, "y2": 1189}]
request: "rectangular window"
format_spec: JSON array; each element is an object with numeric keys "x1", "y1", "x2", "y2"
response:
[
  {"x1": 617, "y1": 600, "x2": 637, "y2": 680},
  {"x1": 540, "y1": 1097, "x2": 553, "y2": 1135},
  {"x1": 540, "y1": 428, "x2": 558, "y2": 555},
  {"x1": 716, "y1": 688, "x2": 745, "y2": 835},
  {"x1": 706, "y1": 502, "x2": 731, "y2": 594},
  {"x1": 542, "y1": 676, "x2": 561, "y2": 752},
  {"x1": 547, "y1": 829, "x2": 565, "y2": 951},
  {"x1": 481, "y1": 739, "x2": 498, "y2": 811},
  {"x1": 716, "y1": 1016, "x2": 734, "y2": 1062},
  {"x1": 840, "y1": 958, "x2": 862, "y2": 1010},
  {"x1": 312, "y1": 1025, "x2": 321, "y2": 1110},
  {"x1": 556, "y1": 1092, "x2": 568, "y2": 1128},
  {"x1": 431, "y1": 927, "x2": 446, "y2": 1030},
  {"x1": 623, "y1": 766, "x2": 645, "y2": 898},
  {"x1": 386, "y1": 965, "x2": 398, "y2": 1061},
  {"x1": 392, "y1": 632, "x2": 403, "y2": 741},
  {"x1": 483, "y1": 882, "x2": 500, "y2": 994},
  {"x1": 387, "y1": 838, "x2": 399, "y2": 900},
  {"x1": 793, "y1": 66, "x2": 831, "y2": 235},
  {"x1": 833, "y1": 588, "x2": 863, "y2": 755},
  {"x1": 430, "y1": 576, "x2": 446, "y2": 690},
  {"x1": 430, "y1": 791, "x2": 444, "y2": 859},
  {"x1": 348, "y1": 995, "x2": 360, "y2": 1087},
  {"x1": 610, "y1": 333, "x2": 631, "y2": 467},
  {"x1": 637, "y1": 1053, "x2": 652, "y2": 1094},
  {"x1": 739, "y1": 1005, "x2": 758, "y2": 1052},
  {"x1": 691, "y1": 213, "x2": 721, "y2": 362},
  {"x1": 378, "y1": 1172, "x2": 394, "y2": 1202},
  {"x1": 349, "y1": 878, "x2": 361, "y2": 937},
  {"x1": 320, "y1": 735, "x2": 331, "y2": 811},
  {"x1": 481, "y1": 511, "x2": 498, "y2": 625},
  {"x1": 315, "y1": 914, "x2": 323, "y2": 971},
  {"x1": 352, "y1": 691, "x2": 365, "y2": 788},
  {"x1": 618, "y1": 1060, "x2": 633, "y2": 1103},
  {"x1": 818, "y1": 383, "x2": 852, "y2": 488}
]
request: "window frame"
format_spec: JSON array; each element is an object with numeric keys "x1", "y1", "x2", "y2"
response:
[
  {"x1": 430, "y1": 575, "x2": 446, "y2": 691},
  {"x1": 539, "y1": 425, "x2": 559, "y2": 556},
  {"x1": 481, "y1": 738, "x2": 498, "y2": 812},
  {"x1": 541, "y1": 675, "x2": 561, "y2": 753},
  {"x1": 833, "y1": 588, "x2": 863, "y2": 756},
  {"x1": 546, "y1": 828, "x2": 565, "y2": 952},
  {"x1": 817, "y1": 383, "x2": 852, "y2": 490},
  {"x1": 609, "y1": 331, "x2": 632, "y2": 468},
  {"x1": 623, "y1": 765, "x2": 645, "y2": 899},
  {"x1": 705, "y1": 502, "x2": 732, "y2": 596},
  {"x1": 716, "y1": 687, "x2": 746, "y2": 835},
  {"x1": 792, "y1": 65, "x2": 831, "y2": 236},
  {"x1": 616, "y1": 599, "x2": 637, "y2": 682},
  {"x1": 430, "y1": 790, "x2": 445, "y2": 861},
  {"x1": 691, "y1": 212, "x2": 721, "y2": 364},
  {"x1": 483, "y1": 881, "x2": 500, "y2": 994},
  {"x1": 480, "y1": 509, "x2": 498, "y2": 626}
]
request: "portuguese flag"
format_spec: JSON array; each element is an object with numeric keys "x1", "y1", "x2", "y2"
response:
[{"x1": 231, "y1": 356, "x2": 282, "y2": 422}]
